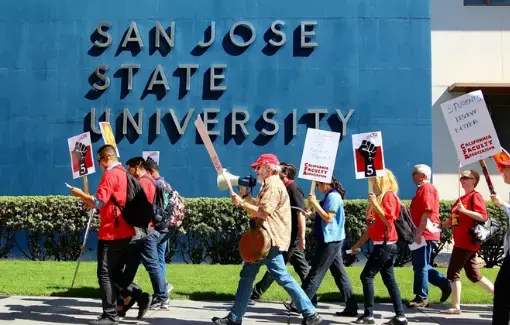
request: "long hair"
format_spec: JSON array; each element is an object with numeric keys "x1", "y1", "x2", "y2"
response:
[
  {"x1": 371, "y1": 168, "x2": 399, "y2": 200},
  {"x1": 330, "y1": 176, "x2": 346, "y2": 199}
]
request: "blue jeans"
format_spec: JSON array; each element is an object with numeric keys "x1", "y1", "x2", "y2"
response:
[
  {"x1": 361, "y1": 244, "x2": 404, "y2": 317},
  {"x1": 411, "y1": 240, "x2": 449, "y2": 301},
  {"x1": 157, "y1": 231, "x2": 170, "y2": 282},
  {"x1": 119, "y1": 231, "x2": 168, "y2": 302},
  {"x1": 228, "y1": 247, "x2": 316, "y2": 322}
]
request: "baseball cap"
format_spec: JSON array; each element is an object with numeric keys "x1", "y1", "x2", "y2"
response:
[
  {"x1": 498, "y1": 160, "x2": 510, "y2": 166},
  {"x1": 250, "y1": 154, "x2": 280, "y2": 168}
]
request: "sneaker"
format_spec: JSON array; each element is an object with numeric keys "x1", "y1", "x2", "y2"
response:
[
  {"x1": 211, "y1": 316, "x2": 241, "y2": 325},
  {"x1": 152, "y1": 299, "x2": 171, "y2": 311},
  {"x1": 405, "y1": 299, "x2": 429, "y2": 308},
  {"x1": 336, "y1": 309, "x2": 358, "y2": 317},
  {"x1": 302, "y1": 313, "x2": 322, "y2": 325},
  {"x1": 89, "y1": 315, "x2": 118, "y2": 325},
  {"x1": 382, "y1": 316, "x2": 408, "y2": 325},
  {"x1": 440, "y1": 285, "x2": 452, "y2": 303},
  {"x1": 283, "y1": 301, "x2": 299, "y2": 314},
  {"x1": 137, "y1": 292, "x2": 151, "y2": 320},
  {"x1": 351, "y1": 315, "x2": 375, "y2": 324}
]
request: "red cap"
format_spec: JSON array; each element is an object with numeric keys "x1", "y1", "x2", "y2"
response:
[
  {"x1": 498, "y1": 160, "x2": 510, "y2": 166},
  {"x1": 250, "y1": 154, "x2": 280, "y2": 168}
]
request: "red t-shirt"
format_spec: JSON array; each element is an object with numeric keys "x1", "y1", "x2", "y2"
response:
[
  {"x1": 367, "y1": 192, "x2": 400, "y2": 242},
  {"x1": 139, "y1": 173, "x2": 156, "y2": 228},
  {"x1": 95, "y1": 166, "x2": 136, "y2": 240},
  {"x1": 450, "y1": 190, "x2": 488, "y2": 252},
  {"x1": 139, "y1": 173, "x2": 156, "y2": 204},
  {"x1": 410, "y1": 183, "x2": 441, "y2": 241}
]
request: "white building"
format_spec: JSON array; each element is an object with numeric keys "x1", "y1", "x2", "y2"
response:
[{"x1": 432, "y1": 0, "x2": 510, "y2": 200}]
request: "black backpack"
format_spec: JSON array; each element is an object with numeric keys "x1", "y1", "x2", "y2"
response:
[
  {"x1": 394, "y1": 203, "x2": 417, "y2": 245},
  {"x1": 110, "y1": 166, "x2": 155, "y2": 229}
]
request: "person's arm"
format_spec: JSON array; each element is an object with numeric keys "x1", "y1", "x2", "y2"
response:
[
  {"x1": 309, "y1": 196, "x2": 335, "y2": 223},
  {"x1": 351, "y1": 230, "x2": 369, "y2": 251},
  {"x1": 441, "y1": 218, "x2": 452, "y2": 229},
  {"x1": 71, "y1": 187, "x2": 96, "y2": 209},
  {"x1": 458, "y1": 194, "x2": 486, "y2": 222},
  {"x1": 253, "y1": 186, "x2": 282, "y2": 220}
]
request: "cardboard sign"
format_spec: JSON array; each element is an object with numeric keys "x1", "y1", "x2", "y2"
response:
[
  {"x1": 194, "y1": 115, "x2": 234, "y2": 194},
  {"x1": 440, "y1": 90, "x2": 501, "y2": 166},
  {"x1": 298, "y1": 128, "x2": 341, "y2": 183},
  {"x1": 143, "y1": 151, "x2": 160, "y2": 165},
  {"x1": 352, "y1": 131, "x2": 386, "y2": 179},
  {"x1": 67, "y1": 132, "x2": 96, "y2": 179},
  {"x1": 99, "y1": 122, "x2": 120, "y2": 157}
]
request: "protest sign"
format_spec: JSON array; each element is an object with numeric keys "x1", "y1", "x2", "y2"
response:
[
  {"x1": 143, "y1": 151, "x2": 160, "y2": 165},
  {"x1": 440, "y1": 90, "x2": 500, "y2": 166},
  {"x1": 194, "y1": 115, "x2": 234, "y2": 194},
  {"x1": 67, "y1": 132, "x2": 96, "y2": 179},
  {"x1": 352, "y1": 131, "x2": 386, "y2": 179},
  {"x1": 99, "y1": 122, "x2": 120, "y2": 157},
  {"x1": 298, "y1": 128, "x2": 341, "y2": 184}
]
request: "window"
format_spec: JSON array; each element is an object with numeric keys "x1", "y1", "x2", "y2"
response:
[
  {"x1": 465, "y1": 0, "x2": 510, "y2": 5},
  {"x1": 486, "y1": 95, "x2": 510, "y2": 153}
]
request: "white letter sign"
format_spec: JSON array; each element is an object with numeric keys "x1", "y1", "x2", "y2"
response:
[
  {"x1": 440, "y1": 90, "x2": 501, "y2": 166},
  {"x1": 298, "y1": 128, "x2": 341, "y2": 184}
]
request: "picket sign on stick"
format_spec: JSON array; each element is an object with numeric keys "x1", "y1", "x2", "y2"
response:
[
  {"x1": 71, "y1": 208, "x2": 95, "y2": 288},
  {"x1": 351, "y1": 131, "x2": 386, "y2": 194},
  {"x1": 298, "y1": 128, "x2": 341, "y2": 213},
  {"x1": 194, "y1": 115, "x2": 234, "y2": 196},
  {"x1": 67, "y1": 131, "x2": 98, "y2": 288},
  {"x1": 440, "y1": 90, "x2": 502, "y2": 199}
]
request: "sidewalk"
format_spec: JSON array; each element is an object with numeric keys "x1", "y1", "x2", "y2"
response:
[{"x1": 0, "y1": 296, "x2": 493, "y2": 324}]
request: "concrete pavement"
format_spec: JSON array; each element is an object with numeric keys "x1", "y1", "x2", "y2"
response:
[{"x1": 0, "y1": 296, "x2": 494, "y2": 324}]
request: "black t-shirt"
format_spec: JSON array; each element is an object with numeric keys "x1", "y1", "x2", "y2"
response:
[{"x1": 286, "y1": 181, "x2": 306, "y2": 242}]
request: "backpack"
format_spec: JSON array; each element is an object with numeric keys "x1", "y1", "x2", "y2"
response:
[
  {"x1": 382, "y1": 192, "x2": 417, "y2": 245},
  {"x1": 110, "y1": 167, "x2": 155, "y2": 229},
  {"x1": 394, "y1": 203, "x2": 417, "y2": 245},
  {"x1": 152, "y1": 177, "x2": 185, "y2": 230}
]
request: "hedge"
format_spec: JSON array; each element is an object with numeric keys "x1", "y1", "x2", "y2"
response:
[{"x1": 0, "y1": 196, "x2": 507, "y2": 267}]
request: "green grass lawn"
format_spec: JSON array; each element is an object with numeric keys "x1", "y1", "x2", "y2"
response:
[{"x1": 0, "y1": 261, "x2": 498, "y2": 304}]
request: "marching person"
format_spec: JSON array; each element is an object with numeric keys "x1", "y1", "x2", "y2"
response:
[
  {"x1": 212, "y1": 154, "x2": 322, "y2": 325},
  {"x1": 145, "y1": 159, "x2": 175, "y2": 295},
  {"x1": 283, "y1": 176, "x2": 358, "y2": 317},
  {"x1": 439, "y1": 169, "x2": 494, "y2": 315},
  {"x1": 70, "y1": 144, "x2": 136, "y2": 325},
  {"x1": 407, "y1": 164, "x2": 451, "y2": 308},
  {"x1": 349, "y1": 169, "x2": 408, "y2": 325},
  {"x1": 250, "y1": 162, "x2": 311, "y2": 304},
  {"x1": 123, "y1": 157, "x2": 170, "y2": 310},
  {"x1": 489, "y1": 160, "x2": 510, "y2": 325}
]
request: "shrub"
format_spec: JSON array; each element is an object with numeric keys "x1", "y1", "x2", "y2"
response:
[{"x1": 0, "y1": 196, "x2": 507, "y2": 267}]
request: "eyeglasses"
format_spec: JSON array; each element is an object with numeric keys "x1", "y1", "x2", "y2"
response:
[{"x1": 460, "y1": 176, "x2": 474, "y2": 180}]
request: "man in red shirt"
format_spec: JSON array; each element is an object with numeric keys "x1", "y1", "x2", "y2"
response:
[
  {"x1": 119, "y1": 157, "x2": 169, "y2": 311},
  {"x1": 71, "y1": 145, "x2": 136, "y2": 325},
  {"x1": 407, "y1": 164, "x2": 450, "y2": 308}
]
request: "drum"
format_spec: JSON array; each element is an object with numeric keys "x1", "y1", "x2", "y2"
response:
[{"x1": 239, "y1": 222, "x2": 271, "y2": 263}]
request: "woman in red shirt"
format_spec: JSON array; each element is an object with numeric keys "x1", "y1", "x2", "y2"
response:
[
  {"x1": 349, "y1": 169, "x2": 407, "y2": 325},
  {"x1": 439, "y1": 169, "x2": 494, "y2": 314}
]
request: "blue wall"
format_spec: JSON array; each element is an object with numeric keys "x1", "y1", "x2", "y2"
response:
[{"x1": 0, "y1": 0, "x2": 431, "y2": 200}]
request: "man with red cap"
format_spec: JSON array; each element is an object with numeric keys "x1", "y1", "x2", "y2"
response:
[
  {"x1": 212, "y1": 154, "x2": 322, "y2": 325},
  {"x1": 489, "y1": 158, "x2": 510, "y2": 325}
]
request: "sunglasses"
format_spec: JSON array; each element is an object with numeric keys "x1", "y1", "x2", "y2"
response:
[{"x1": 460, "y1": 176, "x2": 474, "y2": 180}]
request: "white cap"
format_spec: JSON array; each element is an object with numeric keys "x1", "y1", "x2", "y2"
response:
[{"x1": 413, "y1": 164, "x2": 431, "y2": 180}]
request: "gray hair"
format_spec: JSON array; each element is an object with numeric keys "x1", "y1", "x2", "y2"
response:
[
  {"x1": 413, "y1": 164, "x2": 431, "y2": 180},
  {"x1": 268, "y1": 164, "x2": 282, "y2": 174}
]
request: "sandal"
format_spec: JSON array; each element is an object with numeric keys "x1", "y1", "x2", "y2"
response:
[{"x1": 440, "y1": 308, "x2": 462, "y2": 314}]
